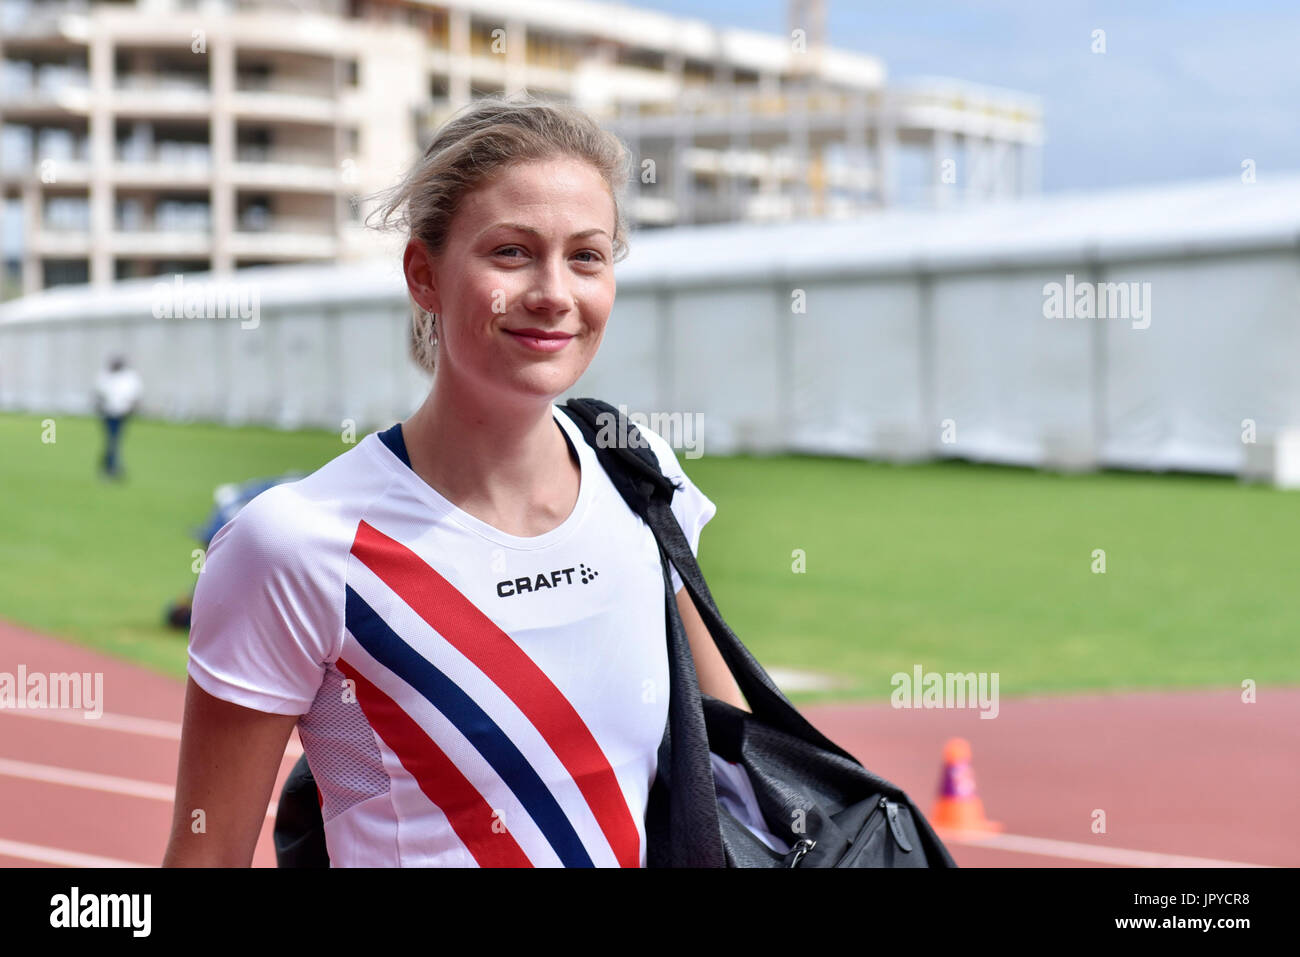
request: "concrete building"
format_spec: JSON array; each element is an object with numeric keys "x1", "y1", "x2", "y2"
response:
[{"x1": 0, "y1": 0, "x2": 1043, "y2": 296}]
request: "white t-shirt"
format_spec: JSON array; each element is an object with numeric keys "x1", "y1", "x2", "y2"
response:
[
  {"x1": 94, "y1": 367, "x2": 142, "y2": 417},
  {"x1": 186, "y1": 403, "x2": 716, "y2": 867}
]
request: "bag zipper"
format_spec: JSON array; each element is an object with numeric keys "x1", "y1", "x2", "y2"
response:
[
  {"x1": 786, "y1": 796, "x2": 914, "y2": 866},
  {"x1": 882, "y1": 797, "x2": 914, "y2": 853},
  {"x1": 786, "y1": 838, "x2": 816, "y2": 867}
]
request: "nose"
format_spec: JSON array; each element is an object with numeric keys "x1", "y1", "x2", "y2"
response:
[{"x1": 524, "y1": 252, "x2": 574, "y2": 317}]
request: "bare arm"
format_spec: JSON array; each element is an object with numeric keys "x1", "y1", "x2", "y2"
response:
[
  {"x1": 676, "y1": 586, "x2": 749, "y2": 712},
  {"x1": 162, "y1": 677, "x2": 301, "y2": 867}
]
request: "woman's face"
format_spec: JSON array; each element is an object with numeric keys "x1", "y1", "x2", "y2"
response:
[{"x1": 405, "y1": 156, "x2": 617, "y2": 405}]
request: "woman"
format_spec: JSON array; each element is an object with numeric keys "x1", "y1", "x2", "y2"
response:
[{"x1": 163, "y1": 95, "x2": 746, "y2": 867}]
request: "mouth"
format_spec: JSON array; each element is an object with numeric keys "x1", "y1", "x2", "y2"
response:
[{"x1": 505, "y1": 328, "x2": 576, "y2": 353}]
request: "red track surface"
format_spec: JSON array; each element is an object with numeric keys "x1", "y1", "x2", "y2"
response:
[
  {"x1": 1, "y1": 619, "x2": 1294, "y2": 867},
  {"x1": 0, "y1": 621, "x2": 294, "y2": 867},
  {"x1": 801, "y1": 689, "x2": 1298, "y2": 867}
]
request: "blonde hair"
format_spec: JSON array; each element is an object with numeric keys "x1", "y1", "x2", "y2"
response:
[{"x1": 365, "y1": 93, "x2": 633, "y2": 375}]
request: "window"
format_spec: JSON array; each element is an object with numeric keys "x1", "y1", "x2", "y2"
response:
[
  {"x1": 43, "y1": 258, "x2": 89, "y2": 287},
  {"x1": 43, "y1": 195, "x2": 89, "y2": 231}
]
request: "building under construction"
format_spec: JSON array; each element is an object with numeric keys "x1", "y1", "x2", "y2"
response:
[{"x1": 0, "y1": 0, "x2": 1043, "y2": 295}]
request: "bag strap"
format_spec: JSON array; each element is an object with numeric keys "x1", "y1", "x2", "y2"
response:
[
  {"x1": 643, "y1": 496, "x2": 865, "y2": 764},
  {"x1": 559, "y1": 399, "x2": 865, "y2": 767},
  {"x1": 652, "y1": 533, "x2": 727, "y2": 866},
  {"x1": 559, "y1": 398, "x2": 723, "y2": 865}
]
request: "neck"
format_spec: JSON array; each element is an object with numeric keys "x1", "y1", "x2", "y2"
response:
[{"x1": 400, "y1": 369, "x2": 574, "y2": 515}]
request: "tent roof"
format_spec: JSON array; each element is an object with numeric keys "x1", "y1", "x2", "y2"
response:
[
  {"x1": 4, "y1": 171, "x2": 1298, "y2": 324},
  {"x1": 618, "y1": 171, "x2": 1300, "y2": 286}
]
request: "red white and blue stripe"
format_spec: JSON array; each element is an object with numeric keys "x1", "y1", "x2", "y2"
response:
[{"x1": 339, "y1": 519, "x2": 644, "y2": 867}]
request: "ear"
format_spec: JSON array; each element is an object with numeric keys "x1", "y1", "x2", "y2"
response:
[{"x1": 403, "y1": 238, "x2": 443, "y2": 316}]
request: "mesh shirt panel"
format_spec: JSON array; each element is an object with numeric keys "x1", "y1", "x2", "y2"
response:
[{"x1": 298, "y1": 661, "x2": 392, "y2": 822}]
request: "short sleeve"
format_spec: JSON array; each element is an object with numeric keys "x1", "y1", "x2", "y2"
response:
[
  {"x1": 186, "y1": 486, "x2": 337, "y2": 715},
  {"x1": 639, "y1": 426, "x2": 717, "y2": 595}
]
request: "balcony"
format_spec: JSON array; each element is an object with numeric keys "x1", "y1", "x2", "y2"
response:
[
  {"x1": 230, "y1": 214, "x2": 337, "y2": 258},
  {"x1": 114, "y1": 142, "x2": 211, "y2": 185},
  {"x1": 232, "y1": 75, "x2": 336, "y2": 123},
  {"x1": 112, "y1": 218, "x2": 213, "y2": 258},
  {"x1": 42, "y1": 214, "x2": 89, "y2": 234},
  {"x1": 112, "y1": 74, "x2": 212, "y2": 116},
  {"x1": 0, "y1": 67, "x2": 91, "y2": 114},
  {"x1": 887, "y1": 79, "x2": 1044, "y2": 142},
  {"x1": 117, "y1": 72, "x2": 210, "y2": 93},
  {"x1": 0, "y1": 146, "x2": 91, "y2": 183},
  {"x1": 232, "y1": 144, "x2": 339, "y2": 190},
  {"x1": 33, "y1": 205, "x2": 91, "y2": 255},
  {"x1": 0, "y1": 1, "x2": 93, "y2": 41}
]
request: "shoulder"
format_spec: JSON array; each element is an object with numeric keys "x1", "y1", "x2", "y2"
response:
[
  {"x1": 191, "y1": 443, "x2": 389, "y2": 667},
  {"x1": 188, "y1": 447, "x2": 392, "y2": 712},
  {"x1": 208, "y1": 435, "x2": 391, "y2": 567},
  {"x1": 628, "y1": 415, "x2": 715, "y2": 515},
  {"x1": 202, "y1": 484, "x2": 335, "y2": 605},
  {"x1": 217, "y1": 481, "x2": 323, "y2": 553},
  {"x1": 631, "y1": 418, "x2": 692, "y2": 482}
]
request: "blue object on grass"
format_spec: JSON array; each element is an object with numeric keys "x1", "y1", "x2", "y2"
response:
[{"x1": 192, "y1": 473, "x2": 305, "y2": 546}]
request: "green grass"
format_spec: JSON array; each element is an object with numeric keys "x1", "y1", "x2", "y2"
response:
[
  {"x1": 0, "y1": 413, "x2": 346, "y2": 678},
  {"x1": 1, "y1": 412, "x2": 1295, "y2": 704}
]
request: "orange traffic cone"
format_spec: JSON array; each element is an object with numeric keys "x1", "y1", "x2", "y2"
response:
[{"x1": 930, "y1": 738, "x2": 1001, "y2": 834}]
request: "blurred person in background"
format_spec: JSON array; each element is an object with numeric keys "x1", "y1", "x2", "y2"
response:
[{"x1": 94, "y1": 354, "x2": 142, "y2": 479}]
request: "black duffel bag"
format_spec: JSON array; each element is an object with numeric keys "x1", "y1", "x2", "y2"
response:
[
  {"x1": 273, "y1": 751, "x2": 328, "y2": 868},
  {"x1": 559, "y1": 399, "x2": 956, "y2": 868}
]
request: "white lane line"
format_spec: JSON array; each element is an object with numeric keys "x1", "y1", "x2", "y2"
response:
[
  {"x1": 0, "y1": 837, "x2": 148, "y2": 868},
  {"x1": 0, "y1": 756, "x2": 174, "y2": 801},
  {"x1": 1, "y1": 706, "x2": 182, "y2": 740},
  {"x1": 942, "y1": 830, "x2": 1267, "y2": 868},
  {"x1": 0, "y1": 757, "x2": 278, "y2": 818},
  {"x1": 0, "y1": 706, "x2": 305, "y2": 757}
]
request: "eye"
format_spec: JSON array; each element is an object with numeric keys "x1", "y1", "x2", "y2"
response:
[
  {"x1": 494, "y1": 245, "x2": 525, "y2": 259},
  {"x1": 573, "y1": 250, "x2": 603, "y2": 264}
]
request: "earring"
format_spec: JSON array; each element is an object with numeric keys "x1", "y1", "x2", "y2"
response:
[{"x1": 430, "y1": 314, "x2": 438, "y2": 347}]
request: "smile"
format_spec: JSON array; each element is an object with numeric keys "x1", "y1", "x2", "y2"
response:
[{"x1": 505, "y1": 329, "x2": 575, "y2": 353}]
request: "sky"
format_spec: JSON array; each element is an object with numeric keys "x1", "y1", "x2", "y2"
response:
[
  {"x1": 629, "y1": 0, "x2": 1300, "y2": 194},
  {"x1": 6, "y1": 1, "x2": 1297, "y2": 260}
]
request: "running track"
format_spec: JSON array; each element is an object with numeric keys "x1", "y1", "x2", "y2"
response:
[{"x1": 1, "y1": 619, "x2": 1295, "y2": 868}]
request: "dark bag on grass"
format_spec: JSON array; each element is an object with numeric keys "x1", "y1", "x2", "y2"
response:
[{"x1": 275, "y1": 398, "x2": 956, "y2": 868}]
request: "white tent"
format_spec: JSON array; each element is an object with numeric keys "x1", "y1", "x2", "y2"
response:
[{"x1": 3, "y1": 171, "x2": 1298, "y2": 474}]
